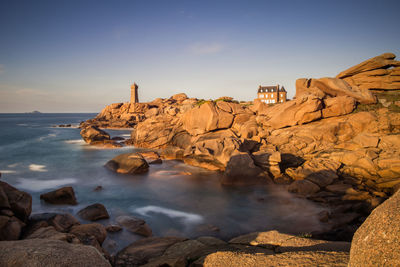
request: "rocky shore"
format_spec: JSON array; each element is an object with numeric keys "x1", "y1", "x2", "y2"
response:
[
  {"x1": 1, "y1": 53, "x2": 399, "y2": 266},
  {"x1": 0, "y1": 178, "x2": 399, "y2": 266},
  {"x1": 81, "y1": 53, "x2": 400, "y2": 241}
]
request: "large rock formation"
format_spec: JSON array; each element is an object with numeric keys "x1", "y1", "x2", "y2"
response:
[
  {"x1": 349, "y1": 189, "x2": 400, "y2": 266},
  {"x1": 336, "y1": 53, "x2": 400, "y2": 91},
  {"x1": 295, "y1": 77, "x2": 376, "y2": 104}
]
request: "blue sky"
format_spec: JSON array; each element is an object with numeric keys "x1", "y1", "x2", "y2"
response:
[{"x1": 1, "y1": 0, "x2": 399, "y2": 112}]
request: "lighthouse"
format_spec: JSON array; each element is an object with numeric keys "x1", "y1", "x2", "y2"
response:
[{"x1": 130, "y1": 83, "x2": 139, "y2": 103}]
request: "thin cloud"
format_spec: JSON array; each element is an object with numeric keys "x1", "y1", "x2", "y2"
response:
[
  {"x1": 15, "y1": 88, "x2": 49, "y2": 96},
  {"x1": 189, "y1": 42, "x2": 224, "y2": 55}
]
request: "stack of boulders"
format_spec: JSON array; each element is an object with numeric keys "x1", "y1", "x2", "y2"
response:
[{"x1": 0, "y1": 182, "x2": 31, "y2": 240}]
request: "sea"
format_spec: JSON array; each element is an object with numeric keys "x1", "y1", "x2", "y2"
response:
[{"x1": 0, "y1": 113, "x2": 326, "y2": 253}]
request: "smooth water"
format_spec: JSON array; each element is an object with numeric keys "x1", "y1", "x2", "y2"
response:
[{"x1": 0, "y1": 113, "x2": 326, "y2": 253}]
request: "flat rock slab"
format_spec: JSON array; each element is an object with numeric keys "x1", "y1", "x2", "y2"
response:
[
  {"x1": 0, "y1": 239, "x2": 111, "y2": 267},
  {"x1": 192, "y1": 250, "x2": 349, "y2": 267}
]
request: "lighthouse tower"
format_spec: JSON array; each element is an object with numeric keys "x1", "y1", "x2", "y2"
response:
[{"x1": 130, "y1": 83, "x2": 139, "y2": 103}]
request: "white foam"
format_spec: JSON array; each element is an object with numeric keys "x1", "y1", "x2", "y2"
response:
[
  {"x1": 15, "y1": 178, "x2": 77, "y2": 192},
  {"x1": 121, "y1": 134, "x2": 131, "y2": 137},
  {"x1": 8, "y1": 163, "x2": 19, "y2": 168},
  {"x1": 0, "y1": 170, "x2": 17, "y2": 174},
  {"x1": 134, "y1": 205, "x2": 203, "y2": 224},
  {"x1": 17, "y1": 123, "x2": 28, "y2": 126},
  {"x1": 29, "y1": 164, "x2": 47, "y2": 172},
  {"x1": 64, "y1": 139, "x2": 85, "y2": 144}
]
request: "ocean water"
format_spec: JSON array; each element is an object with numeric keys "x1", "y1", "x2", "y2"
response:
[{"x1": 0, "y1": 113, "x2": 327, "y2": 253}]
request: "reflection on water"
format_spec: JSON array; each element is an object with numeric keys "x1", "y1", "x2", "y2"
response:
[{"x1": 0, "y1": 113, "x2": 328, "y2": 254}]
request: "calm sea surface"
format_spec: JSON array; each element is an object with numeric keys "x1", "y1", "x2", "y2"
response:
[{"x1": 0, "y1": 113, "x2": 326, "y2": 253}]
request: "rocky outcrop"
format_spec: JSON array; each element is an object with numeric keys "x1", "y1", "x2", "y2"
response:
[
  {"x1": 40, "y1": 186, "x2": 77, "y2": 205},
  {"x1": 258, "y1": 94, "x2": 323, "y2": 129},
  {"x1": 349, "y1": 189, "x2": 400, "y2": 266},
  {"x1": 0, "y1": 239, "x2": 111, "y2": 267},
  {"x1": 105, "y1": 153, "x2": 149, "y2": 174},
  {"x1": 336, "y1": 53, "x2": 400, "y2": 91},
  {"x1": 295, "y1": 77, "x2": 376, "y2": 104},
  {"x1": 80, "y1": 126, "x2": 110, "y2": 143}
]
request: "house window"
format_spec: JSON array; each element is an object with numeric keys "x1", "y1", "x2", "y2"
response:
[
  {"x1": 271, "y1": 93, "x2": 274, "y2": 98},
  {"x1": 271, "y1": 99, "x2": 275, "y2": 103},
  {"x1": 280, "y1": 94, "x2": 283, "y2": 97}
]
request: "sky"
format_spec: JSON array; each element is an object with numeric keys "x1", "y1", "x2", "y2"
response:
[{"x1": 0, "y1": 0, "x2": 400, "y2": 112}]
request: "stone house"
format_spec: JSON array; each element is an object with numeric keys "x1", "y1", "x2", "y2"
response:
[{"x1": 257, "y1": 85, "x2": 287, "y2": 104}]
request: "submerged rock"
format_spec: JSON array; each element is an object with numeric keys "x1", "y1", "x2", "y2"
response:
[
  {"x1": 40, "y1": 186, "x2": 77, "y2": 205},
  {"x1": 105, "y1": 153, "x2": 149, "y2": 174},
  {"x1": 116, "y1": 215, "x2": 152, "y2": 237}
]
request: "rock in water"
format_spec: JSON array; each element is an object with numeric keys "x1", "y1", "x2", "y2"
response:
[
  {"x1": 116, "y1": 215, "x2": 152, "y2": 237},
  {"x1": 349, "y1": 189, "x2": 400, "y2": 266},
  {"x1": 40, "y1": 186, "x2": 78, "y2": 205},
  {"x1": 105, "y1": 153, "x2": 149, "y2": 174},
  {"x1": 80, "y1": 125, "x2": 110, "y2": 144},
  {"x1": 0, "y1": 239, "x2": 111, "y2": 267},
  {"x1": 77, "y1": 203, "x2": 110, "y2": 221}
]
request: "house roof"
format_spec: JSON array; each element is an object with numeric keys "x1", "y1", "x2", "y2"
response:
[{"x1": 258, "y1": 85, "x2": 288, "y2": 93}]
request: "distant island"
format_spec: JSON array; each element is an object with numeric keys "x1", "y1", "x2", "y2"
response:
[{"x1": 26, "y1": 111, "x2": 41, "y2": 114}]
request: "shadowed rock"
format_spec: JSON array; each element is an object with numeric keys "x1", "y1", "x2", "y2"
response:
[
  {"x1": 0, "y1": 239, "x2": 111, "y2": 267},
  {"x1": 77, "y1": 203, "x2": 110, "y2": 221}
]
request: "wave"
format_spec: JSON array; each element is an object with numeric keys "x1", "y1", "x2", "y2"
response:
[
  {"x1": 15, "y1": 178, "x2": 77, "y2": 192},
  {"x1": 134, "y1": 205, "x2": 203, "y2": 224},
  {"x1": 29, "y1": 164, "x2": 47, "y2": 172},
  {"x1": 17, "y1": 123, "x2": 28, "y2": 126},
  {"x1": 121, "y1": 134, "x2": 131, "y2": 137},
  {"x1": 38, "y1": 133, "x2": 57, "y2": 141},
  {"x1": 0, "y1": 170, "x2": 17, "y2": 174}
]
